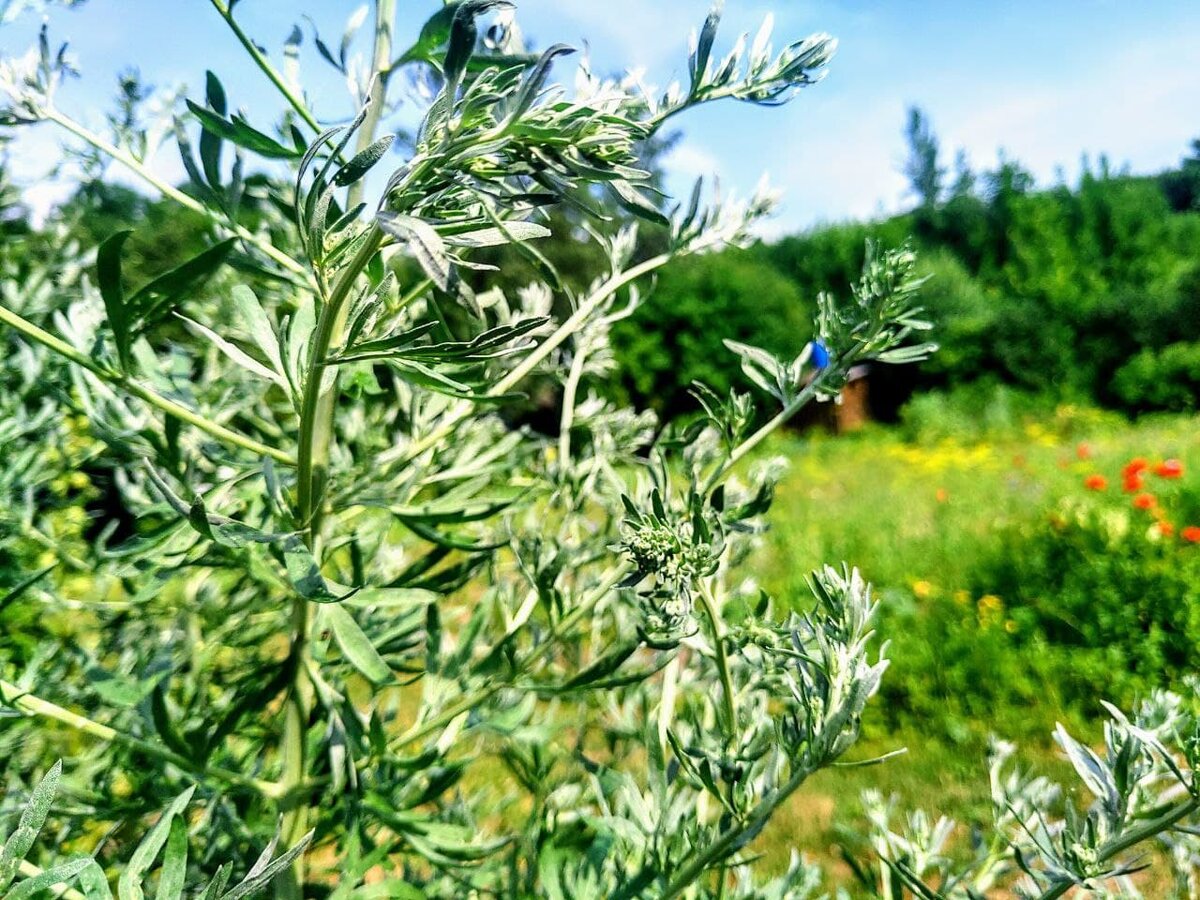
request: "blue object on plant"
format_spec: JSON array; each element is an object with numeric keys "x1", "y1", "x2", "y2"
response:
[{"x1": 809, "y1": 340, "x2": 830, "y2": 370}]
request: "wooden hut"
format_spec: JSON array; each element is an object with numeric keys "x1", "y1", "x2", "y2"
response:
[{"x1": 794, "y1": 364, "x2": 873, "y2": 434}]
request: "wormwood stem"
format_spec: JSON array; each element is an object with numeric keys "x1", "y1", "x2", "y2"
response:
[
  {"x1": 390, "y1": 253, "x2": 674, "y2": 471},
  {"x1": 207, "y1": 0, "x2": 326, "y2": 139},
  {"x1": 43, "y1": 109, "x2": 310, "y2": 281},
  {"x1": 700, "y1": 370, "x2": 832, "y2": 497},
  {"x1": 348, "y1": 0, "x2": 397, "y2": 211},
  {"x1": 557, "y1": 337, "x2": 589, "y2": 466},
  {"x1": 697, "y1": 583, "x2": 737, "y2": 738},
  {"x1": 496, "y1": 254, "x2": 672, "y2": 396},
  {"x1": 295, "y1": 224, "x2": 386, "y2": 541},
  {"x1": 0, "y1": 679, "x2": 284, "y2": 799},
  {"x1": 0, "y1": 302, "x2": 294, "y2": 465}
]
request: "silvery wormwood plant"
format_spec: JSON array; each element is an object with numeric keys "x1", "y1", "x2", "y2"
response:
[{"x1": 1, "y1": 2, "x2": 1198, "y2": 898}]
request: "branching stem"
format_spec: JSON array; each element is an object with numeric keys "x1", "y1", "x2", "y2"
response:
[
  {"x1": 207, "y1": 0, "x2": 325, "y2": 138},
  {"x1": 0, "y1": 679, "x2": 283, "y2": 799},
  {"x1": 0, "y1": 302, "x2": 294, "y2": 465},
  {"x1": 392, "y1": 253, "x2": 673, "y2": 470}
]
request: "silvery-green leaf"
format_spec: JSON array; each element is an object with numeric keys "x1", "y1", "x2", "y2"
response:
[
  {"x1": 377, "y1": 211, "x2": 451, "y2": 292},
  {"x1": 231, "y1": 285, "x2": 286, "y2": 382},
  {"x1": 321, "y1": 604, "x2": 393, "y2": 685},
  {"x1": 0, "y1": 760, "x2": 61, "y2": 891},
  {"x1": 334, "y1": 134, "x2": 394, "y2": 186},
  {"x1": 6, "y1": 857, "x2": 92, "y2": 900},
  {"x1": 153, "y1": 816, "x2": 188, "y2": 900},
  {"x1": 118, "y1": 787, "x2": 195, "y2": 900},
  {"x1": 442, "y1": 221, "x2": 551, "y2": 248},
  {"x1": 177, "y1": 314, "x2": 288, "y2": 389},
  {"x1": 218, "y1": 832, "x2": 313, "y2": 900}
]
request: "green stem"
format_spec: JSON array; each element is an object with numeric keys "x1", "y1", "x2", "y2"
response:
[
  {"x1": 0, "y1": 679, "x2": 283, "y2": 799},
  {"x1": 295, "y1": 224, "x2": 385, "y2": 538},
  {"x1": 391, "y1": 253, "x2": 673, "y2": 470},
  {"x1": 278, "y1": 225, "x2": 383, "y2": 899},
  {"x1": 207, "y1": 0, "x2": 325, "y2": 138},
  {"x1": 495, "y1": 254, "x2": 671, "y2": 396},
  {"x1": 347, "y1": 0, "x2": 397, "y2": 211},
  {"x1": 0, "y1": 302, "x2": 294, "y2": 465},
  {"x1": 700, "y1": 369, "x2": 833, "y2": 497},
  {"x1": 275, "y1": 0, "x2": 396, "y2": 879},
  {"x1": 557, "y1": 337, "x2": 589, "y2": 466},
  {"x1": 20, "y1": 523, "x2": 89, "y2": 572},
  {"x1": 697, "y1": 583, "x2": 736, "y2": 738},
  {"x1": 44, "y1": 109, "x2": 309, "y2": 280}
]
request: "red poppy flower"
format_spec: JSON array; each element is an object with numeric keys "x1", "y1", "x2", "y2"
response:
[
  {"x1": 1183, "y1": 526, "x2": 1200, "y2": 544},
  {"x1": 1158, "y1": 521, "x2": 1175, "y2": 537},
  {"x1": 1133, "y1": 493, "x2": 1156, "y2": 511},
  {"x1": 1123, "y1": 472, "x2": 1145, "y2": 493},
  {"x1": 1076, "y1": 442, "x2": 1092, "y2": 460},
  {"x1": 1155, "y1": 459, "x2": 1184, "y2": 479},
  {"x1": 1084, "y1": 474, "x2": 1108, "y2": 491},
  {"x1": 935, "y1": 488, "x2": 949, "y2": 504},
  {"x1": 1123, "y1": 458, "x2": 1150, "y2": 478}
]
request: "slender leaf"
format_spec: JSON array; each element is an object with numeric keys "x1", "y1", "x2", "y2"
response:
[
  {"x1": 0, "y1": 760, "x2": 62, "y2": 891},
  {"x1": 334, "y1": 134, "x2": 394, "y2": 186},
  {"x1": 6, "y1": 857, "x2": 92, "y2": 900},
  {"x1": 186, "y1": 101, "x2": 302, "y2": 160},
  {"x1": 129, "y1": 238, "x2": 237, "y2": 328},
  {"x1": 218, "y1": 832, "x2": 313, "y2": 900},
  {"x1": 118, "y1": 787, "x2": 195, "y2": 900},
  {"x1": 97, "y1": 229, "x2": 134, "y2": 370},
  {"x1": 153, "y1": 817, "x2": 188, "y2": 900},
  {"x1": 322, "y1": 604, "x2": 393, "y2": 684}
]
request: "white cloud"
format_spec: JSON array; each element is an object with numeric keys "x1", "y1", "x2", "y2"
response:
[
  {"x1": 662, "y1": 140, "x2": 720, "y2": 180},
  {"x1": 765, "y1": 94, "x2": 910, "y2": 232}
]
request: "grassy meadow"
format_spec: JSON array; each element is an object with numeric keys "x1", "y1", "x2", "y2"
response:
[{"x1": 747, "y1": 396, "x2": 1200, "y2": 876}]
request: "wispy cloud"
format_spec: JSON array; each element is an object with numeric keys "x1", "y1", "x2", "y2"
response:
[
  {"x1": 945, "y1": 31, "x2": 1200, "y2": 182},
  {"x1": 662, "y1": 141, "x2": 721, "y2": 180}
]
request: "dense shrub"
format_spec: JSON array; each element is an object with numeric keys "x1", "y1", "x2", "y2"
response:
[
  {"x1": 897, "y1": 382, "x2": 1062, "y2": 442},
  {"x1": 1113, "y1": 341, "x2": 1200, "y2": 412}
]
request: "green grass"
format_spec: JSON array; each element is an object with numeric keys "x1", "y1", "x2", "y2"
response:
[{"x1": 748, "y1": 404, "x2": 1200, "y2": 879}]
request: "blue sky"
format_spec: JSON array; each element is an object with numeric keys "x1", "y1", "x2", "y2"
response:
[{"x1": 2, "y1": 0, "x2": 1199, "y2": 234}]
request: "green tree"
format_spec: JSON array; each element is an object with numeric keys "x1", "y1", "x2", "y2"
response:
[{"x1": 903, "y1": 105, "x2": 944, "y2": 209}]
